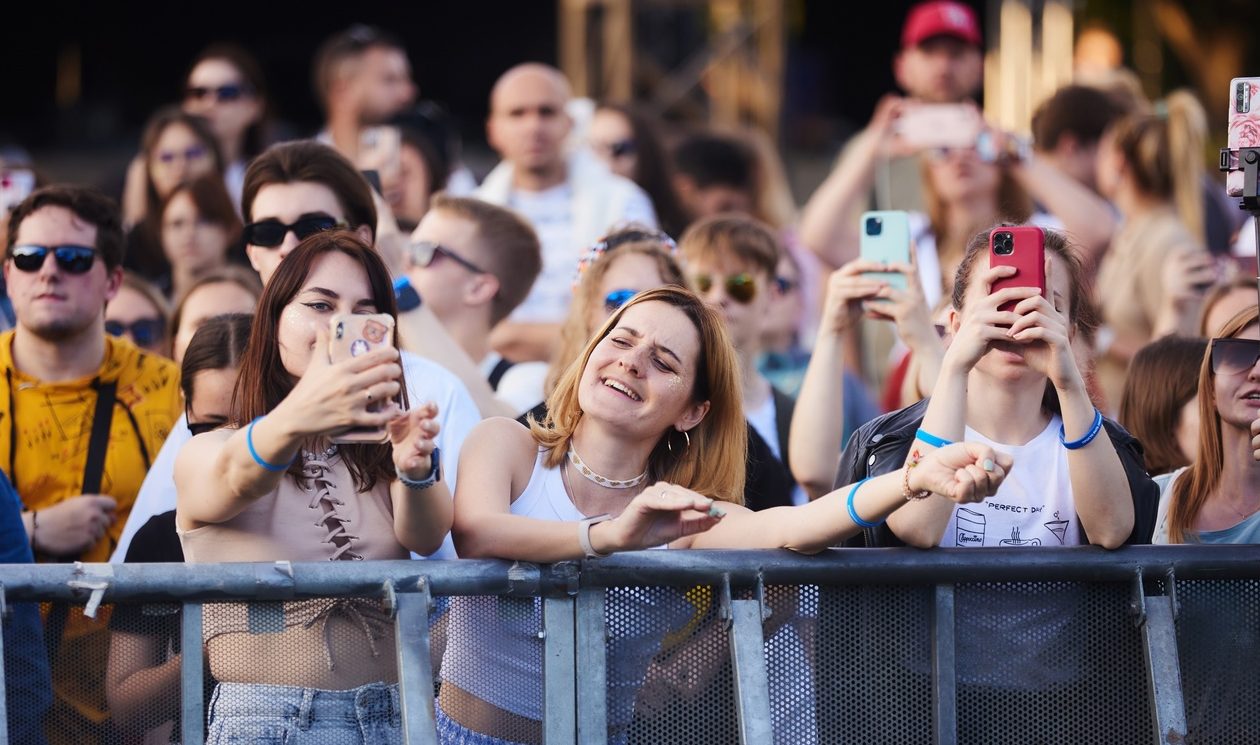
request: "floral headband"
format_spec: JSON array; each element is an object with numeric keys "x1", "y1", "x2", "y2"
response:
[{"x1": 572, "y1": 227, "x2": 678, "y2": 288}]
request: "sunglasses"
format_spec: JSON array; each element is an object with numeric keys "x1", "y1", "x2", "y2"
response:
[
  {"x1": 9, "y1": 244, "x2": 98, "y2": 274},
  {"x1": 604, "y1": 288, "x2": 638, "y2": 314},
  {"x1": 595, "y1": 139, "x2": 637, "y2": 158},
  {"x1": 243, "y1": 214, "x2": 344, "y2": 248},
  {"x1": 106, "y1": 317, "x2": 166, "y2": 348},
  {"x1": 1210, "y1": 337, "x2": 1260, "y2": 376},
  {"x1": 773, "y1": 276, "x2": 798, "y2": 295},
  {"x1": 156, "y1": 145, "x2": 208, "y2": 165},
  {"x1": 187, "y1": 420, "x2": 225, "y2": 437},
  {"x1": 692, "y1": 272, "x2": 757, "y2": 304},
  {"x1": 409, "y1": 240, "x2": 486, "y2": 274},
  {"x1": 185, "y1": 84, "x2": 252, "y2": 103}
]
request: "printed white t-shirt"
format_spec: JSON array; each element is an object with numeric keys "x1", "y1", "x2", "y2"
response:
[
  {"x1": 508, "y1": 184, "x2": 577, "y2": 324},
  {"x1": 938, "y1": 416, "x2": 1080, "y2": 548}
]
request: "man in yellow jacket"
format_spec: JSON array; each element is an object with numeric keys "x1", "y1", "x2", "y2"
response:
[{"x1": 0, "y1": 185, "x2": 181, "y2": 745}]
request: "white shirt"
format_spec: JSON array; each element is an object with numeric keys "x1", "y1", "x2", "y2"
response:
[
  {"x1": 111, "y1": 350, "x2": 480, "y2": 562},
  {"x1": 478, "y1": 353, "x2": 547, "y2": 417},
  {"x1": 507, "y1": 183, "x2": 580, "y2": 323}
]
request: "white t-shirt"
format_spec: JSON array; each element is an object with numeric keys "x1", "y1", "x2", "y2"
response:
[
  {"x1": 111, "y1": 350, "x2": 480, "y2": 562},
  {"x1": 939, "y1": 416, "x2": 1080, "y2": 548},
  {"x1": 479, "y1": 353, "x2": 547, "y2": 417}
]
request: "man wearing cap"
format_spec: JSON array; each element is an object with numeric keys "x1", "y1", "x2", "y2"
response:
[{"x1": 895, "y1": 0, "x2": 984, "y2": 105}]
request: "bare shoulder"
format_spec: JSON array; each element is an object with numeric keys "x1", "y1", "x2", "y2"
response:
[
  {"x1": 174, "y1": 428, "x2": 235, "y2": 476},
  {"x1": 467, "y1": 416, "x2": 537, "y2": 456}
]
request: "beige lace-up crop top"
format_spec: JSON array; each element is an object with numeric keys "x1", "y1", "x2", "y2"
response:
[{"x1": 179, "y1": 446, "x2": 408, "y2": 669}]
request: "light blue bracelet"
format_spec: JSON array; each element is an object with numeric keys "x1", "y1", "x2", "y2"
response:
[
  {"x1": 845, "y1": 478, "x2": 883, "y2": 529},
  {"x1": 1059, "y1": 408, "x2": 1104, "y2": 450},
  {"x1": 247, "y1": 416, "x2": 293, "y2": 472},
  {"x1": 915, "y1": 428, "x2": 954, "y2": 448}
]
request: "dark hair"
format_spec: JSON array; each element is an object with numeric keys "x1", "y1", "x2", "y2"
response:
[
  {"x1": 185, "y1": 43, "x2": 271, "y2": 159},
  {"x1": 312, "y1": 24, "x2": 407, "y2": 112},
  {"x1": 181, "y1": 312, "x2": 252, "y2": 403},
  {"x1": 140, "y1": 107, "x2": 225, "y2": 210},
  {"x1": 241, "y1": 141, "x2": 378, "y2": 240},
  {"x1": 7, "y1": 184, "x2": 126, "y2": 271},
  {"x1": 678, "y1": 213, "x2": 781, "y2": 279},
  {"x1": 672, "y1": 132, "x2": 755, "y2": 192},
  {"x1": 428, "y1": 193, "x2": 541, "y2": 324},
  {"x1": 1031, "y1": 84, "x2": 1127, "y2": 151},
  {"x1": 392, "y1": 106, "x2": 452, "y2": 190},
  {"x1": 163, "y1": 173, "x2": 243, "y2": 246},
  {"x1": 232, "y1": 230, "x2": 403, "y2": 490},
  {"x1": 595, "y1": 103, "x2": 688, "y2": 239},
  {"x1": 1118, "y1": 335, "x2": 1208, "y2": 476}
]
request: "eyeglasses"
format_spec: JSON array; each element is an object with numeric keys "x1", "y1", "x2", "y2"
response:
[
  {"x1": 185, "y1": 84, "x2": 252, "y2": 103},
  {"x1": 692, "y1": 272, "x2": 758, "y2": 304},
  {"x1": 187, "y1": 420, "x2": 224, "y2": 437},
  {"x1": 594, "y1": 139, "x2": 637, "y2": 159},
  {"x1": 9, "y1": 244, "x2": 98, "y2": 274},
  {"x1": 1210, "y1": 337, "x2": 1260, "y2": 376},
  {"x1": 409, "y1": 240, "x2": 486, "y2": 274},
  {"x1": 156, "y1": 145, "x2": 208, "y2": 165},
  {"x1": 773, "y1": 276, "x2": 798, "y2": 295},
  {"x1": 604, "y1": 289, "x2": 638, "y2": 314},
  {"x1": 106, "y1": 317, "x2": 166, "y2": 348},
  {"x1": 243, "y1": 214, "x2": 345, "y2": 248}
]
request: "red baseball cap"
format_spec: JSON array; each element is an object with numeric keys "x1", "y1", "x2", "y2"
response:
[{"x1": 902, "y1": 1, "x2": 982, "y2": 49}]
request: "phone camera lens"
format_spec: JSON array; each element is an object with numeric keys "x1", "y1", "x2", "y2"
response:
[
  {"x1": 865, "y1": 217, "x2": 883, "y2": 236},
  {"x1": 994, "y1": 233, "x2": 1014, "y2": 255},
  {"x1": 335, "y1": 322, "x2": 344, "y2": 339}
]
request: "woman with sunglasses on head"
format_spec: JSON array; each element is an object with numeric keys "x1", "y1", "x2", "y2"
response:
[
  {"x1": 442, "y1": 284, "x2": 1011, "y2": 744},
  {"x1": 182, "y1": 43, "x2": 270, "y2": 212},
  {"x1": 174, "y1": 231, "x2": 450, "y2": 744},
  {"x1": 159, "y1": 174, "x2": 243, "y2": 300},
  {"x1": 123, "y1": 108, "x2": 225, "y2": 291},
  {"x1": 105, "y1": 313, "x2": 250, "y2": 743},
  {"x1": 105, "y1": 271, "x2": 171, "y2": 358}
]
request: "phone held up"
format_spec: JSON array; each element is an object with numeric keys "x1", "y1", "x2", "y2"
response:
[
  {"x1": 894, "y1": 103, "x2": 983, "y2": 151},
  {"x1": 1226, "y1": 77, "x2": 1260, "y2": 198},
  {"x1": 859, "y1": 210, "x2": 911, "y2": 294},
  {"x1": 327, "y1": 313, "x2": 399, "y2": 444},
  {"x1": 989, "y1": 226, "x2": 1045, "y2": 313}
]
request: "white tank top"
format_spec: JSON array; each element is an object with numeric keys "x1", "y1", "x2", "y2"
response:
[{"x1": 441, "y1": 449, "x2": 693, "y2": 730}]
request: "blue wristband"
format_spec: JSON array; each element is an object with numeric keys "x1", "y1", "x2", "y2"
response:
[
  {"x1": 1059, "y1": 408, "x2": 1104, "y2": 450},
  {"x1": 845, "y1": 478, "x2": 883, "y2": 529},
  {"x1": 915, "y1": 428, "x2": 954, "y2": 449},
  {"x1": 247, "y1": 416, "x2": 294, "y2": 472}
]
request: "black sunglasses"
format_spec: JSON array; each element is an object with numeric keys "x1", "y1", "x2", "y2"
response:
[
  {"x1": 692, "y1": 272, "x2": 757, "y2": 304},
  {"x1": 185, "y1": 84, "x2": 252, "y2": 103},
  {"x1": 106, "y1": 318, "x2": 166, "y2": 348},
  {"x1": 9, "y1": 244, "x2": 98, "y2": 274},
  {"x1": 1210, "y1": 337, "x2": 1260, "y2": 376},
  {"x1": 243, "y1": 214, "x2": 344, "y2": 248},
  {"x1": 187, "y1": 420, "x2": 224, "y2": 437},
  {"x1": 409, "y1": 240, "x2": 486, "y2": 274},
  {"x1": 604, "y1": 288, "x2": 638, "y2": 314}
]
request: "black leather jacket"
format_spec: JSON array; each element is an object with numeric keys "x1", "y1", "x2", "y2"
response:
[{"x1": 834, "y1": 398, "x2": 1160, "y2": 547}]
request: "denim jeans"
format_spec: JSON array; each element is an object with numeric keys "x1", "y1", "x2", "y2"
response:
[{"x1": 207, "y1": 681, "x2": 401, "y2": 744}]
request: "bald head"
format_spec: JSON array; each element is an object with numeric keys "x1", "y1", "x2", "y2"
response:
[{"x1": 487, "y1": 63, "x2": 573, "y2": 178}]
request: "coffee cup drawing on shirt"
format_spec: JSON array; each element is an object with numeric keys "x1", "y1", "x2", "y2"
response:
[
  {"x1": 956, "y1": 508, "x2": 986, "y2": 546},
  {"x1": 1044, "y1": 511, "x2": 1069, "y2": 545},
  {"x1": 998, "y1": 526, "x2": 1041, "y2": 547}
]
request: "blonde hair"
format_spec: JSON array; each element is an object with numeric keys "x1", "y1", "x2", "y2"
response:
[
  {"x1": 531, "y1": 286, "x2": 747, "y2": 504},
  {"x1": 1167, "y1": 305, "x2": 1260, "y2": 543}
]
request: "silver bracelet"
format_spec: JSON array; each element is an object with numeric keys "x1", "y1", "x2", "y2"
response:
[{"x1": 578, "y1": 514, "x2": 614, "y2": 559}]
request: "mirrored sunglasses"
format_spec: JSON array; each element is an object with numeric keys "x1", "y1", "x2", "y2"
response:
[
  {"x1": 9, "y1": 244, "x2": 98, "y2": 274},
  {"x1": 692, "y1": 272, "x2": 757, "y2": 304},
  {"x1": 604, "y1": 288, "x2": 638, "y2": 314}
]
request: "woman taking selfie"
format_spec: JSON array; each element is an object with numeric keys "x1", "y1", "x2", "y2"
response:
[
  {"x1": 440, "y1": 286, "x2": 1012, "y2": 744},
  {"x1": 174, "y1": 231, "x2": 451, "y2": 744}
]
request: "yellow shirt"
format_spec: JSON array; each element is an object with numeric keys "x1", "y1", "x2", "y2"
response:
[{"x1": 0, "y1": 331, "x2": 182, "y2": 563}]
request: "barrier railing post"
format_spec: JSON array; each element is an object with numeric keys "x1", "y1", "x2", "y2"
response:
[
  {"x1": 181, "y1": 601, "x2": 205, "y2": 745},
  {"x1": 394, "y1": 578, "x2": 438, "y2": 745},
  {"x1": 575, "y1": 587, "x2": 608, "y2": 744},
  {"x1": 721, "y1": 574, "x2": 774, "y2": 745},
  {"x1": 542, "y1": 595, "x2": 577, "y2": 745},
  {"x1": 1134, "y1": 572, "x2": 1187, "y2": 744},
  {"x1": 932, "y1": 583, "x2": 957, "y2": 745}
]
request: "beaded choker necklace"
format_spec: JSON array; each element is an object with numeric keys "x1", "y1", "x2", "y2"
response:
[{"x1": 566, "y1": 446, "x2": 647, "y2": 489}]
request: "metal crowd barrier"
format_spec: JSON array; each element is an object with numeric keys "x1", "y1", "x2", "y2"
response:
[{"x1": 2, "y1": 545, "x2": 1259, "y2": 745}]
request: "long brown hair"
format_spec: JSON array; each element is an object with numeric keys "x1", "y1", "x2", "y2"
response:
[
  {"x1": 1118, "y1": 335, "x2": 1208, "y2": 476},
  {"x1": 232, "y1": 230, "x2": 405, "y2": 491},
  {"x1": 1167, "y1": 306, "x2": 1260, "y2": 543},
  {"x1": 531, "y1": 286, "x2": 747, "y2": 504}
]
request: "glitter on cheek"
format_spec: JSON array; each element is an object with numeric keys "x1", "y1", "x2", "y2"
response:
[
  {"x1": 278, "y1": 305, "x2": 321, "y2": 371},
  {"x1": 666, "y1": 374, "x2": 685, "y2": 391}
]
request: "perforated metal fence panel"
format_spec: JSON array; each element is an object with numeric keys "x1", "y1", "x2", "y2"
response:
[
  {"x1": 1176, "y1": 579, "x2": 1260, "y2": 745},
  {"x1": 953, "y1": 581, "x2": 1151, "y2": 745}
]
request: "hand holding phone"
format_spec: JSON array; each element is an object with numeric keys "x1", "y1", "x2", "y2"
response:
[
  {"x1": 988, "y1": 226, "x2": 1046, "y2": 312},
  {"x1": 327, "y1": 313, "x2": 400, "y2": 444},
  {"x1": 859, "y1": 211, "x2": 911, "y2": 292}
]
